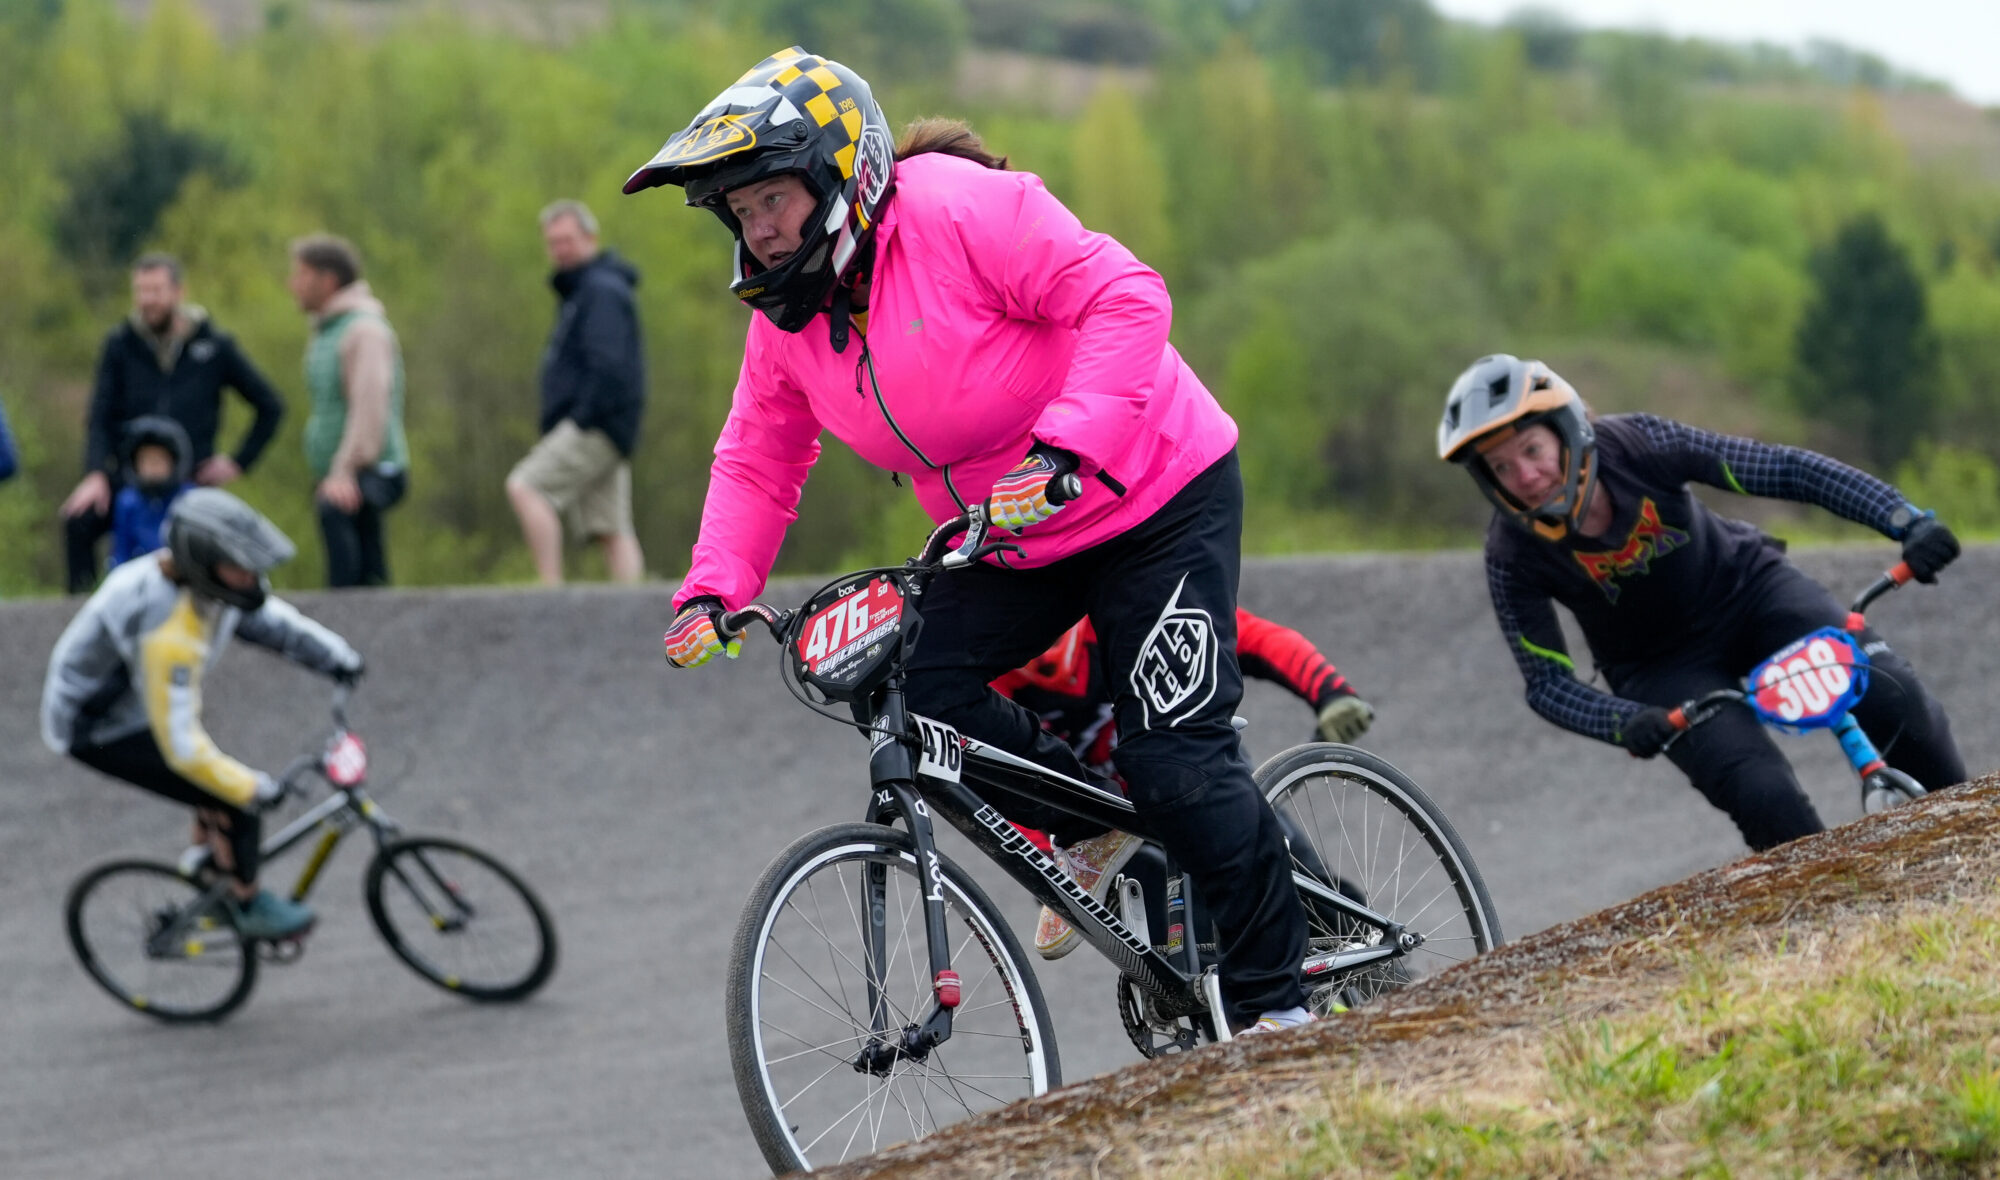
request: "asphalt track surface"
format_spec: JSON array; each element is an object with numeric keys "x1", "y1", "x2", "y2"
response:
[{"x1": 4, "y1": 546, "x2": 1993, "y2": 1179}]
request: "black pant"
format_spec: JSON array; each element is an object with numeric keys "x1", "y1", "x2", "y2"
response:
[
  {"x1": 73, "y1": 732, "x2": 263, "y2": 884},
  {"x1": 319, "y1": 466, "x2": 406, "y2": 588},
  {"x1": 65, "y1": 504, "x2": 114, "y2": 594},
  {"x1": 905, "y1": 451, "x2": 1308, "y2": 1026},
  {"x1": 1607, "y1": 563, "x2": 1966, "y2": 851}
]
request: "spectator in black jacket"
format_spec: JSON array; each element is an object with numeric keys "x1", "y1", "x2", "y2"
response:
[
  {"x1": 505, "y1": 201, "x2": 647, "y2": 584},
  {"x1": 59, "y1": 254, "x2": 286, "y2": 592}
]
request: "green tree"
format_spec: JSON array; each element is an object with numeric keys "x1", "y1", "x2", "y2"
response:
[
  {"x1": 1067, "y1": 83, "x2": 1174, "y2": 276},
  {"x1": 1793, "y1": 213, "x2": 1939, "y2": 466}
]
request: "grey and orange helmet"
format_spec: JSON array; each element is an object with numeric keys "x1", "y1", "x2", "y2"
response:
[
  {"x1": 1438, "y1": 355, "x2": 1597, "y2": 541},
  {"x1": 622, "y1": 47, "x2": 894, "y2": 334}
]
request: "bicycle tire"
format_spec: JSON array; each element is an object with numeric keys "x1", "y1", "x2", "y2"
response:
[
  {"x1": 65, "y1": 859, "x2": 257, "y2": 1023},
  {"x1": 727, "y1": 822, "x2": 1060, "y2": 1175},
  {"x1": 364, "y1": 837, "x2": 557, "y2": 1002},
  {"x1": 1258, "y1": 744, "x2": 1503, "y2": 1013}
]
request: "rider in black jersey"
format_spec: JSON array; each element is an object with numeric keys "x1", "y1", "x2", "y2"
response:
[{"x1": 1439, "y1": 354, "x2": 1966, "y2": 851}]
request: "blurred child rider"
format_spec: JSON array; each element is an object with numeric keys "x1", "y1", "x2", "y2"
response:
[
  {"x1": 627, "y1": 48, "x2": 1315, "y2": 1033},
  {"x1": 1439, "y1": 354, "x2": 1966, "y2": 851},
  {"x1": 42, "y1": 489, "x2": 365, "y2": 939},
  {"x1": 110, "y1": 416, "x2": 195, "y2": 568}
]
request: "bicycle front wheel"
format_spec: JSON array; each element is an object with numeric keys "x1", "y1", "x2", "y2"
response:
[
  {"x1": 727, "y1": 822, "x2": 1059, "y2": 1175},
  {"x1": 1259, "y1": 744, "x2": 1503, "y2": 1014},
  {"x1": 364, "y1": 837, "x2": 557, "y2": 1001},
  {"x1": 65, "y1": 859, "x2": 257, "y2": 1023}
]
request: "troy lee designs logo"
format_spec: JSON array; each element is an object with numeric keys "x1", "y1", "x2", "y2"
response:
[{"x1": 1573, "y1": 497, "x2": 1690, "y2": 602}]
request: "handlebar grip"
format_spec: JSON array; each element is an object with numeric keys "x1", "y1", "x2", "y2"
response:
[
  {"x1": 717, "y1": 608, "x2": 762, "y2": 640},
  {"x1": 1888, "y1": 561, "x2": 1914, "y2": 586},
  {"x1": 1666, "y1": 706, "x2": 1689, "y2": 731},
  {"x1": 1047, "y1": 473, "x2": 1084, "y2": 506}
]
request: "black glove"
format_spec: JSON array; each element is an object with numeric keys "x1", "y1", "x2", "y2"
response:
[
  {"x1": 1900, "y1": 515, "x2": 1959, "y2": 584},
  {"x1": 1619, "y1": 706, "x2": 1680, "y2": 760}
]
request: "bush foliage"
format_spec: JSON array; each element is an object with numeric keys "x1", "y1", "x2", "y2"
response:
[{"x1": 3, "y1": 0, "x2": 1999, "y2": 595}]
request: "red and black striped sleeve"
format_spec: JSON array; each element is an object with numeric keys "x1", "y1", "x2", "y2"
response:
[{"x1": 1235, "y1": 609, "x2": 1352, "y2": 707}]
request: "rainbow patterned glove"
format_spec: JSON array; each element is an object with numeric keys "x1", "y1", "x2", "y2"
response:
[
  {"x1": 988, "y1": 449, "x2": 1078, "y2": 532},
  {"x1": 664, "y1": 597, "x2": 737, "y2": 668}
]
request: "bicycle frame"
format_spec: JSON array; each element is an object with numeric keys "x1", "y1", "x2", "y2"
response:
[
  {"x1": 726, "y1": 510, "x2": 1415, "y2": 1058},
  {"x1": 159, "y1": 688, "x2": 465, "y2": 947}
]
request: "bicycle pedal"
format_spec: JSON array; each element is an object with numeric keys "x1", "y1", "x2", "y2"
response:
[{"x1": 256, "y1": 926, "x2": 314, "y2": 964}]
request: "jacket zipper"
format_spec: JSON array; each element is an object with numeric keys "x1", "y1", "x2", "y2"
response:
[{"x1": 857, "y1": 336, "x2": 968, "y2": 514}]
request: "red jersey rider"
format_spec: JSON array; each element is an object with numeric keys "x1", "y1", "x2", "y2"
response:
[{"x1": 994, "y1": 610, "x2": 1374, "y2": 958}]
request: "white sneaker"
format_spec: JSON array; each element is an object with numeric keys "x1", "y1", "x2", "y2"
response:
[
  {"x1": 177, "y1": 844, "x2": 212, "y2": 879},
  {"x1": 1033, "y1": 830, "x2": 1142, "y2": 960},
  {"x1": 1241, "y1": 1006, "x2": 1317, "y2": 1035}
]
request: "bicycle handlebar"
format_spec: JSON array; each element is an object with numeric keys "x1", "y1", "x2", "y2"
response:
[
  {"x1": 1663, "y1": 561, "x2": 1916, "y2": 749},
  {"x1": 1849, "y1": 561, "x2": 1913, "y2": 616},
  {"x1": 715, "y1": 477, "x2": 1087, "y2": 648}
]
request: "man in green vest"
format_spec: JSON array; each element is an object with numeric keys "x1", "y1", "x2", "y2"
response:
[{"x1": 287, "y1": 234, "x2": 409, "y2": 587}]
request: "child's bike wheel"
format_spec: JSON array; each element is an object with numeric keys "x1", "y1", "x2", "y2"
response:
[
  {"x1": 65, "y1": 859, "x2": 258, "y2": 1023},
  {"x1": 364, "y1": 837, "x2": 557, "y2": 1002}
]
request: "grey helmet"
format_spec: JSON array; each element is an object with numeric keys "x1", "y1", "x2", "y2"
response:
[
  {"x1": 165, "y1": 488, "x2": 295, "y2": 612},
  {"x1": 1438, "y1": 354, "x2": 1597, "y2": 541}
]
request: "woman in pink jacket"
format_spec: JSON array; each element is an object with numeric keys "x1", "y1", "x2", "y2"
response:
[{"x1": 624, "y1": 48, "x2": 1311, "y2": 1034}]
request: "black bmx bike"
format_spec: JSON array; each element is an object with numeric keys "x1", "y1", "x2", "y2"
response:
[
  {"x1": 64, "y1": 685, "x2": 558, "y2": 1023},
  {"x1": 715, "y1": 499, "x2": 1504, "y2": 1173}
]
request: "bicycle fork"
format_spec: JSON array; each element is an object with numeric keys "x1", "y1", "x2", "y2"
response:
[{"x1": 856, "y1": 688, "x2": 958, "y2": 1074}]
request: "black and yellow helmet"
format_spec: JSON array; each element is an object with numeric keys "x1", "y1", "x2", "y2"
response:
[
  {"x1": 1438, "y1": 354, "x2": 1597, "y2": 541},
  {"x1": 623, "y1": 47, "x2": 894, "y2": 334}
]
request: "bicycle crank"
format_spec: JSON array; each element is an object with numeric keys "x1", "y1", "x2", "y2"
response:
[
  {"x1": 1115, "y1": 975, "x2": 1199, "y2": 1058},
  {"x1": 257, "y1": 936, "x2": 310, "y2": 965}
]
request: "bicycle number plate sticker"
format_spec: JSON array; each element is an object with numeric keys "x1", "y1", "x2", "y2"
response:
[
  {"x1": 910, "y1": 714, "x2": 964, "y2": 783},
  {"x1": 1746, "y1": 627, "x2": 1869, "y2": 730},
  {"x1": 796, "y1": 575, "x2": 905, "y2": 685},
  {"x1": 324, "y1": 732, "x2": 368, "y2": 787}
]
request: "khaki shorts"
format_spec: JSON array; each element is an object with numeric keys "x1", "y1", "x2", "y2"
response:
[{"x1": 509, "y1": 420, "x2": 633, "y2": 541}]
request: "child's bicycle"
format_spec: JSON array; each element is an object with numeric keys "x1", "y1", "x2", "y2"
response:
[
  {"x1": 713, "y1": 498, "x2": 1504, "y2": 1174},
  {"x1": 1665, "y1": 561, "x2": 1930, "y2": 813},
  {"x1": 63, "y1": 685, "x2": 557, "y2": 1023}
]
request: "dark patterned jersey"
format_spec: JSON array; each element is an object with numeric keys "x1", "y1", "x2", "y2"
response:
[{"x1": 1485, "y1": 414, "x2": 1907, "y2": 745}]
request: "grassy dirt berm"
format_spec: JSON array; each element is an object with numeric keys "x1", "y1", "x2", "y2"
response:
[{"x1": 821, "y1": 775, "x2": 2000, "y2": 1179}]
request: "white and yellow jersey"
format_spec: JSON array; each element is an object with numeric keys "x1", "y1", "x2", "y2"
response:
[{"x1": 41, "y1": 555, "x2": 359, "y2": 808}]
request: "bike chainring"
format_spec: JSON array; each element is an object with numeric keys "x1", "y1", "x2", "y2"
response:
[{"x1": 1115, "y1": 975, "x2": 1201, "y2": 1059}]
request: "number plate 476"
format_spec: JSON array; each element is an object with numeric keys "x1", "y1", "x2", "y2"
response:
[{"x1": 910, "y1": 714, "x2": 964, "y2": 783}]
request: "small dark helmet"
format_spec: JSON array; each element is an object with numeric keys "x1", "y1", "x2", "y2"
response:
[
  {"x1": 1438, "y1": 354, "x2": 1597, "y2": 541},
  {"x1": 622, "y1": 47, "x2": 895, "y2": 334},
  {"x1": 120, "y1": 415, "x2": 192, "y2": 499},
  {"x1": 165, "y1": 488, "x2": 295, "y2": 612}
]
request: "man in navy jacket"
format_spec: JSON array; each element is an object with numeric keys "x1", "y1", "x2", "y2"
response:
[{"x1": 505, "y1": 201, "x2": 647, "y2": 584}]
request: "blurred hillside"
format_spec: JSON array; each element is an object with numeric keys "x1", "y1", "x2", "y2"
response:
[{"x1": 4, "y1": 0, "x2": 1999, "y2": 595}]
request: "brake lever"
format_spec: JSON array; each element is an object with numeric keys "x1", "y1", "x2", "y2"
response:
[{"x1": 943, "y1": 509, "x2": 995, "y2": 569}]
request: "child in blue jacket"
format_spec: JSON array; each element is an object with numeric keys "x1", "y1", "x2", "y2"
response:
[{"x1": 110, "y1": 416, "x2": 195, "y2": 566}]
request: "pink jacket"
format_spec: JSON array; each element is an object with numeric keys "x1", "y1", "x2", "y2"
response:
[{"x1": 675, "y1": 153, "x2": 1239, "y2": 610}]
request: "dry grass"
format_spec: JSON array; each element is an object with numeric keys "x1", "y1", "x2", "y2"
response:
[{"x1": 818, "y1": 775, "x2": 2000, "y2": 1179}]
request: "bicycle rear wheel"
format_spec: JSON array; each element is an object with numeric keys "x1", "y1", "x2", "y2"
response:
[
  {"x1": 727, "y1": 822, "x2": 1059, "y2": 1175},
  {"x1": 364, "y1": 837, "x2": 557, "y2": 1001},
  {"x1": 1259, "y1": 744, "x2": 1503, "y2": 1015},
  {"x1": 65, "y1": 859, "x2": 257, "y2": 1023}
]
